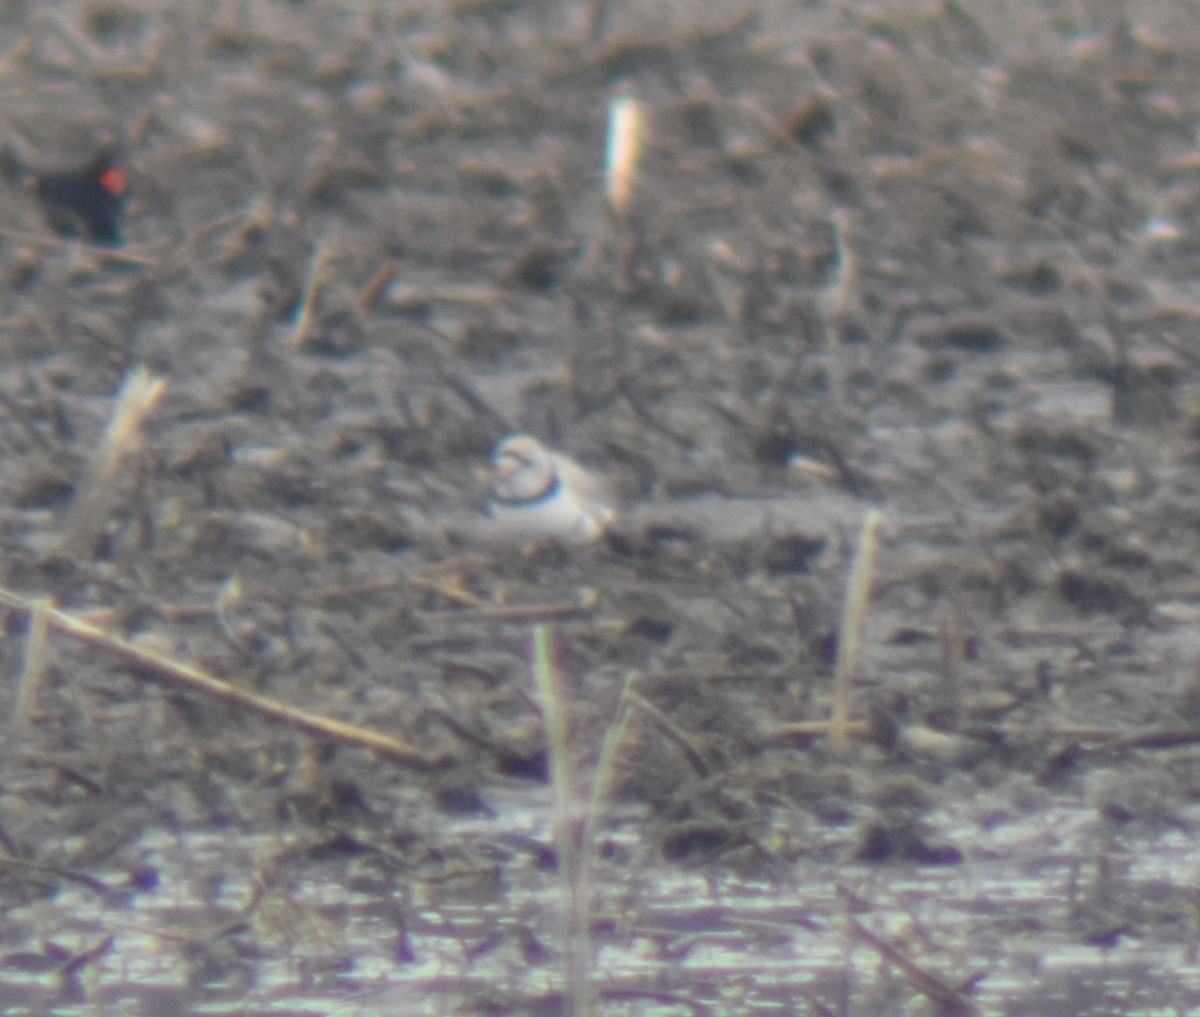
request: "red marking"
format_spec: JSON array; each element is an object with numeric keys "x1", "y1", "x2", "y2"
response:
[{"x1": 98, "y1": 166, "x2": 126, "y2": 196}]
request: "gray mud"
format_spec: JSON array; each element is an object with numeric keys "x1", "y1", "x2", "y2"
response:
[{"x1": 3, "y1": 1, "x2": 1200, "y2": 1014}]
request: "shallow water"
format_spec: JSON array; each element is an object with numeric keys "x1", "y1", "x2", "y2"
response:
[{"x1": 6, "y1": 776, "x2": 1200, "y2": 1016}]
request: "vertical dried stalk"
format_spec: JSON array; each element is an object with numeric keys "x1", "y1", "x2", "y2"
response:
[
  {"x1": 581, "y1": 671, "x2": 640, "y2": 859},
  {"x1": 937, "y1": 610, "x2": 965, "y2": 730},
  {"x1": 583, "y1": 0, "x2": 610, "y2": 44},
  {"x1": 59, "y1": 366, "x2": 167, "y2": 558},
  {"x1": 605, "y1": 92, "x2": 644, "y2": 217},
  {"x1": 13, "y1": 597, "x2": 52, "y2": 733},
  {"x1": 356, "y1": 258, "x2": 398, "y2": 311},
  {"x1": 822, "y1": 208, "x2": 857, "y2": 405},
  {"x1": 831, "y1": 509, "x2": 885, "y2": 754},
  {"x1": 823, "y1": 209, "x2": 857, "y2": 323},
  {"x1": 532, "y1": 625, "x2": 594, "y2": 1017},
  {"x1": 291, "y1": 242, "x2": 331, "y2": 347}
]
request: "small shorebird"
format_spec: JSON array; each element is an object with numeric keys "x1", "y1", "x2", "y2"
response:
[{"x1": 488, "y1": 434, "x2": 615, "y2": 543}]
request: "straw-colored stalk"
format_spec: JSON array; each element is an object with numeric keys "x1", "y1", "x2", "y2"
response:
[
  {"x1": 291, "y1": 242, "x2": 331, "y2": 347},
  {"x1": 532, "y1": 625, "x2": 594, "y2": 1017},
  {"x1": 12, "y1": 597, "x2": 52, "y2": 734},
  {"x1": 605, "y1": 92, "x2": 644, "y2": 217},
  {"x1": 830, "y1": 509, "x2": 885, "y2": 754},
  {"x1": 822, "y1": 208, "x2": 857, "y2": 405},
  {"x1": 60, "y1": 366, "x2": 168, "y2": 557},
  {"x1": 823, "y1": 208, "x2": 857, "y2": 322},
  {"x1": 937, "y1": 609, "x2": 965, "y2": 730},
  {"x1": 581, "y1": 672, "x2": 640, "y2": 859},
  {"x1": 582, "y1": 0, "x2": 610, "y2": 44}
]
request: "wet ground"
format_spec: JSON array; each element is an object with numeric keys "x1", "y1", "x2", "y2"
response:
[{"x1": 4, "y1": 0, "x2": 1200, "y2": 1014}]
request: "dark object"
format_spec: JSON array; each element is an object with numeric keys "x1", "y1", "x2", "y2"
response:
[
  {"x1": 855, "y1": 820, "x2": 963, "y2": 866},
  {"x1": 31, "y1": 148, "x2": 127, "y2": 244}
]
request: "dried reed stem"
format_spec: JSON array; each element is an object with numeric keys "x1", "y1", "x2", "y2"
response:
[
  {"x1": 291, "y1": 242, "x2": 331, "y2": 347},
  {"x1": 831, "y1": 509, "x2": 885, "y2": 754},
  {"x1": 60, "y1": 366, "x2": 167, "y2": 557},
  {"x1": 13, "y1": 597, "x2": 52, "y2": 733},
  {"x1": 605, "y1": 92, "x2": 644, "y2": 217},
  {"x1": 849, "y1": 919, "x2": 979, "y2": 1015},
  {"x1": 532, "y1": 625, "x2": 594, "y2": 1017},
  {"x1": 581, "y1": 672, "x2": 640, "y2": 861}
]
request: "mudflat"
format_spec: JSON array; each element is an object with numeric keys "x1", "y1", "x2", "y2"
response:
[{"x1": 2, "y1": 2, "x2": 1200, "y2": 1014}]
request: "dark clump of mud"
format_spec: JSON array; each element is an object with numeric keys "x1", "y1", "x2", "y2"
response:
[{"x1": 4, "y1": 1, "x2": 1200, "y2": 1014}]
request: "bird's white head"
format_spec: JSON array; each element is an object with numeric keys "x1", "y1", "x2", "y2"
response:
[{"x1": 490, "y1": 434, "x2": 558, "y2": 504}]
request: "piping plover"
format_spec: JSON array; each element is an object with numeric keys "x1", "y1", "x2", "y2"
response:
[{"x1": 488, "y1": 434, "x2": 615, "y2": 543}]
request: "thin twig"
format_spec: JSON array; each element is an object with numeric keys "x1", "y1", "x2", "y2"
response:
[
  {"x1": 849, "y1": 919, "x2": 980, "y2": 1016},
  {"x1": 760, "y1": 720, "x2": 872, "y2": 743},
  {"x1": 408, "y1": 575, "x2": 487, "y2": 608},
  {"x1": 423, "y1": 589, "x2": 600, "y2": 622},
  {"x1": 356, "y1": 258, "x2": 399, "y2": 311},
  {"x1": 627, "y1": 691, "x2": 711, "y2": 777},
  {"x1": 0, "y1": 225, "x2": 160, "y2": 267}
]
